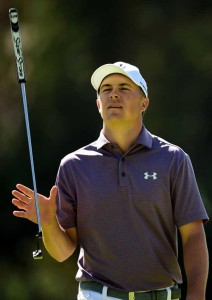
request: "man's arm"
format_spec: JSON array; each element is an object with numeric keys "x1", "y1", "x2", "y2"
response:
[
  {"x1": 42, "y1": 220, "x2": 77, "y2": 262},
  {"x1": 179, "y1": 220, "x2": 209, "y2": 300},
  {"x1": 12, "y1": 184, "x2": 78, "y2": 261}
]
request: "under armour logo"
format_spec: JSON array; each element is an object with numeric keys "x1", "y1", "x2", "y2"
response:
[
  {"x1": 119, "y1": 63, "x2": 126, "y2": 69},
  {"x1": 144, "y1": 172, "x2": 157, "y2": 180}
]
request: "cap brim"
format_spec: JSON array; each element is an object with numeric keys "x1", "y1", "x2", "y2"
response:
[{"x1": 91, "y1": 64, "x2": 132, "y2": 91}]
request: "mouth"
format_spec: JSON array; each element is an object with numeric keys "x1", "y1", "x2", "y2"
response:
[{"x1": 107, "y1": 105, "x2": 122, "y2": 109}]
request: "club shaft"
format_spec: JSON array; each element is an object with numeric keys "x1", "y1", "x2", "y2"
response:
[{"x1": 21, "y1": 83, "x2": 41, "y2": 233}]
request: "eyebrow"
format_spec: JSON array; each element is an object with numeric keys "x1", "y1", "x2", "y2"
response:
[{"x1": 100, "y1": 83, "x2": 132, "y2": 90}]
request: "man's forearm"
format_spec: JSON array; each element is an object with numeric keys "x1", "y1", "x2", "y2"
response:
[
  {"x1": 42, "y1": 217, "x2": 77, "y2": 262},
  {"x1": 183, "y1": 229, "x2": 209, "y2": 300}
]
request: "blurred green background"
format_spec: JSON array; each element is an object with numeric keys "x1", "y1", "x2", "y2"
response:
[{"x1": 1, "y1": 0, "x2": 211, "y2": 299}]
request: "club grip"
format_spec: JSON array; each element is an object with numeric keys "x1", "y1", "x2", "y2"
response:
[{"x1": 9, "y1": 8, "x2": 26, "y2": 83}]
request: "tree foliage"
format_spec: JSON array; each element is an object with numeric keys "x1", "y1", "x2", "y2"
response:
[{"x1": 1, "y1": 0, "x2": 211, "y2": 299}]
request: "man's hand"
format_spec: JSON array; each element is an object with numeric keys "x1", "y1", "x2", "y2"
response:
[{"x1": 12, "y1": 184, "x2": 58, "y2": 225}]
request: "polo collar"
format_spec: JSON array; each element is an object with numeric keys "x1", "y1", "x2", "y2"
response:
[
  {"x1": 136, "y1": 125, "x2": 153, "y2": 149},
  {"x1": 96, "y1": 131, "x2": 110, "y2": 150},
  {"x1": 96, "y1": 125, "x2": 153, "y2": 150}
]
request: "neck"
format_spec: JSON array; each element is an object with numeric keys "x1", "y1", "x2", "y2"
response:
[{"x1": 103, "y1": 122, "x2": 143, "y2": 153}]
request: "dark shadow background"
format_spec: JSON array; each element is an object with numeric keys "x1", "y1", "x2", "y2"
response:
[{"x1": 0, "y1": 1, "x2": 211, "y2": 299}]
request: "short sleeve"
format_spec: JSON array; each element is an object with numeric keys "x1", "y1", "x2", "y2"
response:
[
  {"x1": 56, "y1": 160, "x2": 77, "y2": 229},
  {"x1": 171, "y1": 152, "x2": 209, "y2": 227}
]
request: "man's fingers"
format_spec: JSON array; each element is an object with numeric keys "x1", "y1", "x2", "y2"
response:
[
  {"x1": 50, "y1": 185, "x2": 58, "y2": 200},
  {"x1": 12, "y1": 198, "x2": 28, "y2": 210},
  {"x1": 12, "y1": 184, "x2": 57, "y2": 224},
  {"x1": 16, "y1": 184, "x2": 34, "y2": 198},
  {"x1": 13, "y1": 210, "x2": 38, "y2": 224},
  {"x1": 12, "y1": 190, "x2": 31, "y2": 204},
  {"x1": 13, "y1": 210, "x2": 28, "y2": 219}
]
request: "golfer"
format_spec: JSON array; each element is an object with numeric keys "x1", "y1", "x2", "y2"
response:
[{"x1": 12, "y1": 62, "x2": 209, "y2": 300}]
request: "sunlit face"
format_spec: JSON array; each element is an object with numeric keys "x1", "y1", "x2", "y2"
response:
[{"x1": 97, "y1": 74, "x2": 149, "y2": 127}]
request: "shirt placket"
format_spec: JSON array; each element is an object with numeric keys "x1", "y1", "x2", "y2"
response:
[{"x1": 119, "y1": 155, "x2": 128, "y2": 187}]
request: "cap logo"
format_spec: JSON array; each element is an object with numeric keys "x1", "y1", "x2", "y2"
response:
[{"x1": 119, "y1": 63, "x2": 126, "y2": 69}]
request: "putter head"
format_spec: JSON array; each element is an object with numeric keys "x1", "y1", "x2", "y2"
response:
[{"x1": 33, "y1": 249, "x2": 43, "y2": 260}]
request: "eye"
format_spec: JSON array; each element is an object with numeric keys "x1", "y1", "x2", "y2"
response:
[{"x1": 102, "y1": 88, "x2": 111, "y2": 93}]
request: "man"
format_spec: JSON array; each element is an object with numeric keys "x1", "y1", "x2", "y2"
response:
[{"x1": 12, "y1": 62, "x2": 209, "y2": 300}]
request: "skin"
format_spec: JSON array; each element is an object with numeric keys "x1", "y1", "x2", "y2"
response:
[
  {"x1": 179, "y1": 221, "x2": 209, "y2": 300},
  {"x1": 12, "y1": 74, "x2": 208, "y2": 299},
  {"x1": 97, "y1": 74, "x2": 149, "y2": 153},
  {"x1": 12, "y1": 184, "x2": 77, "y2": 262}
]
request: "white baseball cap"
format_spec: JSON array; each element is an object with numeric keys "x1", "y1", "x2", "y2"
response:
[{"x1": 91, "y1": 61, "x2": 148, "y2": 97}]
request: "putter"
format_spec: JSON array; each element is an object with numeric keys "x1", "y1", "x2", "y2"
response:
[{"x1": 9, "y1": 8, "x2": 43, "y2": 260}]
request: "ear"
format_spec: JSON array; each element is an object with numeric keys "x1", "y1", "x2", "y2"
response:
[
  {"x1": 96, "y1": 98, "x2": 101, "y2": 111},
  {"x1": 141, "y1": 97, "x2": 149, "y2": 113}
]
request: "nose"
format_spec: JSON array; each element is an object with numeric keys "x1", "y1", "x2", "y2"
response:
[{"x1": 109, "y1": 88, "x2": 120, "y2": 100}]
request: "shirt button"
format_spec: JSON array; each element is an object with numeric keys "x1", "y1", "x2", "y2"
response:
[
  {"x1": 121, "y1": 157, "x2": 125, "y2": 162},
  {"x1": 121, "y1": 172, "x2": 126, "y2": 177}
]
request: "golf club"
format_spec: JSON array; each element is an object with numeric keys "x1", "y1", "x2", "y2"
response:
[{"x1": 9, "y1": 8, "x2": 43, "y2": 260}]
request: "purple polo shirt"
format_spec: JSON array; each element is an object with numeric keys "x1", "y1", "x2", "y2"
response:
[{"x1": 56, "y1": 126, "x2": 208, "y2": 291}]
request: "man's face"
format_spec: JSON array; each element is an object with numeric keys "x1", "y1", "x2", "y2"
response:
[{"x1": 97, "y1": 74, "x2": 149, "y2": 127}]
